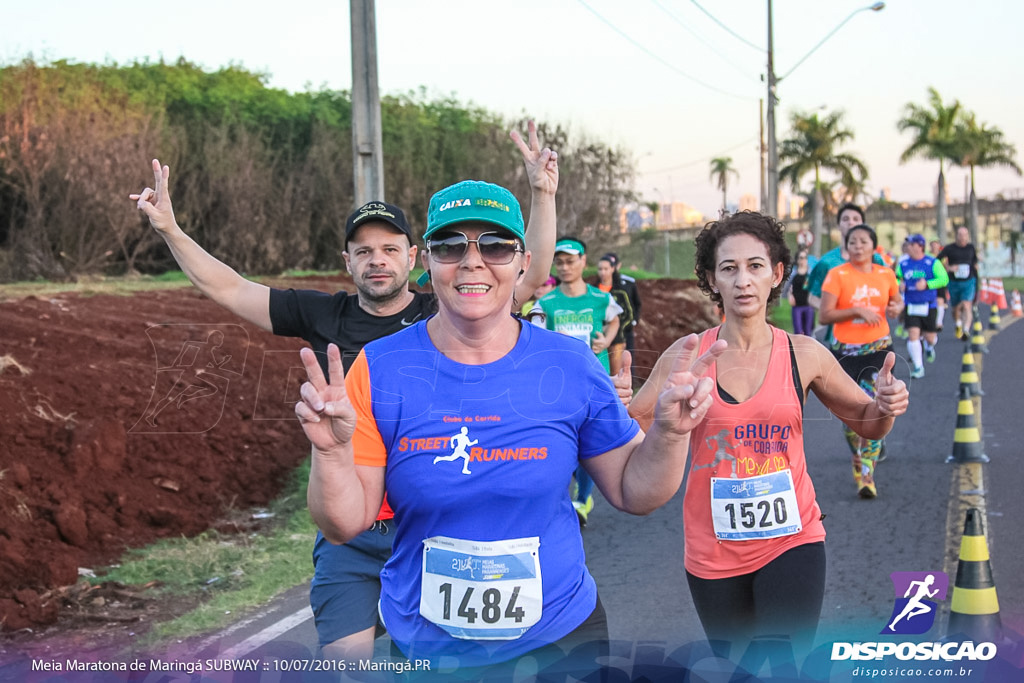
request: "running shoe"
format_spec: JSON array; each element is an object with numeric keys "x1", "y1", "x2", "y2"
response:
[
  {"x1": 955, "y1": 324, "x2": 964, "y2": 340},
  {"x1": 573, "y1": 495, "x2": 594, "y2": 527},
  {"x1": 858, "y1": 460, "x2": 877, "y2": 499},
  {"x1": 910, "y1": 366, "x2": 925, "y2": 379},
  {"x1": 925, "y1": 347, "x2": 936, "y2": 363},
  {"x1": 894, "y1": 324, "x2": 907, "y2": 339}
]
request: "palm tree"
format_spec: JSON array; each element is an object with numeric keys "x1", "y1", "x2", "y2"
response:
[
  {"x1": 897, "y1": 87, "x2": 961, "y2": 243},
  {"x1": 953, "y1": 112, "x2": 1021, "y2": 244},
  {"x1": 778, "y1": 110, "x2": 868, "y2": 256},
  {"x1": 708, "y1": 157, "x2": 739, "y2": 215}
]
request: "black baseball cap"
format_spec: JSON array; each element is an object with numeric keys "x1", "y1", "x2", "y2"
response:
[{"x1": 344, "y1": 201, "x2": 413, "y2": 249}]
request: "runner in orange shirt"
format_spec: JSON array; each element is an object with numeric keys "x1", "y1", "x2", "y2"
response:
[{"x1": 819, "y1": 225, "x2": 903, "y2": 498}]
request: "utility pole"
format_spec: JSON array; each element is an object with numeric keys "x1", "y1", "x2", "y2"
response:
[
  {"x1": 350, "y1": 0, "x2": 385, "y2": 205},
  {"x1": 760, "y1": 98, "x2": 768, "y2": 214},
  {"x1": 766, "y1": 0, "x2": 778, "y2": 218}
]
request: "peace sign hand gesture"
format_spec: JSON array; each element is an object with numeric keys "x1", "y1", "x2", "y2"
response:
[
  {"x1": 510, "y1": 120, "x2": 558, "y2": 196},
  {"x1": 129, "y1": 159, "x2": 179, "y2": 235},
  {"x1": 654, "y1": 334, "x2": 728, "y2": 437},
  {"x1": 295, "y1": 344, "x2": 358, "y2": 455}
]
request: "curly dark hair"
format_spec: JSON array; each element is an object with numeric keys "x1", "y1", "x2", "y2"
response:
[{"x1": 694, "y1": 211, "x2": 793, "y2": 308}]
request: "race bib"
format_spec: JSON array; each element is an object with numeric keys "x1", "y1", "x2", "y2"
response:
[
  {"x1": 420, "y1": 536, "x2": 542, "y2": 640},
  {"x1": 907, "y1": 303, "x2": 929, "y2": 317},
  {"x1": 955, "y1": 264, "x2": 970, "y2": 279},
  {"x1": 710, "y1": 470, "x2": 802, "y2": 541}
]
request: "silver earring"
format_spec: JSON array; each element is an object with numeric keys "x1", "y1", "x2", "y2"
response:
[{"x1": 712, "y1": 287, "x2": 719, "y2": 294}]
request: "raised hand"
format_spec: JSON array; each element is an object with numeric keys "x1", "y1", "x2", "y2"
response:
[
  {"x1": 613, "y1": 350, "x2": 633, "y2": 407},
  {"x1": 295, "y1": 344, "x2": 357, "y2": 453},
  {"x1": 873, "y1": 352, "x2": 908, "y2": 417},
  {"x1": 510, "y1": 120, "x2": 558, "y2": 196},
  {"x1": 654, "y1": 334, "x2": 728, "y2": 436},
  {"x1": 129, "y1": 159, "x2": 178, "y2": 234}
]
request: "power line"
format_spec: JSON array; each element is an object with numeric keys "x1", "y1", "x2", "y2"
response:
[
  {"x1": 638, "y1": 136, "x2": 759, "y2": 175},
  {"x1": 689, "y1": 0, "x2": 765, "y2": 52},
  {"x1": 575, "y1": 0, "x2": 755, "y2": 101},
  {"x1": 648, "y1": 0, "x2": 759, "y2": 83}
]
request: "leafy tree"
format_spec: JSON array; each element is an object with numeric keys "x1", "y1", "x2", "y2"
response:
[
  {"x1": 0, "y1": 59, "x2": 634, "y2": 281},
  {"x1": 778, "y1": 110, "x2": 867, "y2": 256},
  {"x1": 953, "y1": 112, "x2": 1021, "y2": 244},
  {"x1": 896, "y1": 87, "x2": 961, "y2": 243},
  {"x1": 708, "y1": 157, "x2": 739, "y2": 215}
]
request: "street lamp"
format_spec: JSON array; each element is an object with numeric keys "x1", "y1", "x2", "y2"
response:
[{"x1": 766, "y1": 1, "x2": 884, "y2": 218}]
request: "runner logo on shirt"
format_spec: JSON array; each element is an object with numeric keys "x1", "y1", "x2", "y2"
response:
[{"x1": 432, "y1": 426, "x2": 478, "y2": 475}]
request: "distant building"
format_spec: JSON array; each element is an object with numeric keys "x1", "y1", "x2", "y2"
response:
[
  {"x1": 618, "y1": 204, "x2": 655, "y2": 232},
  {"x1": 786, "y1": 196, "x2": 806, "y2": 220},
  {"x1": 661, "y1": 201, "x2": 703, "y2": 228},
  {"x1": 880, "y1": 186, "x2": 892, "y2": 201},
  {"x1": 739, "y1": 193, "x2": 758, "y2": 212}
]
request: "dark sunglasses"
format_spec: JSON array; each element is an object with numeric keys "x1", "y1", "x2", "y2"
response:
[{"x1": 426, "y1": 231, "x2": 522, "y2": 265}]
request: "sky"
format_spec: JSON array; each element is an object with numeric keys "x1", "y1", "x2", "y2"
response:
[{"x1": 3, "y1": 0, "x2": 1022, "y2": 218}]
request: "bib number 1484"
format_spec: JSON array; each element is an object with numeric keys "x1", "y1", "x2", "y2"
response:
[{"x1": 438, "y1": 583, "x2": 525, "y2": 624}]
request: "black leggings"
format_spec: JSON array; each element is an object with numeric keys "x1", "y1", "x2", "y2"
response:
[{"x1": 686, "y1": 541, "x2": 826, "y2": 660}]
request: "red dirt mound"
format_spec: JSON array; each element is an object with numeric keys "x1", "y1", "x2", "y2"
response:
[{"x1": 0, "y1": 275, "x2": 715, "y2": 632}]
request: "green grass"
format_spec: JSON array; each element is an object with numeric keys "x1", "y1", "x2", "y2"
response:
[{"x1": 96, "y1": 461, "x2": 318, "y2": 644}]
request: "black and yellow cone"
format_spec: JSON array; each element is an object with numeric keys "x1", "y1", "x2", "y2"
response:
[
  {"x1": 958, "y1": 349, "x2": 983, "y2": 398},
  {"x1": 947, "y1": 385, "x2": 988, "y2": 463},
  {"x1": 970, "y1": 317, "x2": 988, "y2": 354},
  {"x1": 988, "y1": 304, "x2": 1001, "y2": 331},
  {"x1": 946, "y1": 508, "x2": 1002, "y2": 642}
]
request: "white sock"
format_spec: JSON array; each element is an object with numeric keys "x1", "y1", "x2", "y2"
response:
[
  {"x1": 923, "y1": 339, "x2": 934, "y2": 353},
  {"x1": 907, "y1": 339, "x2": 923, "y2": 368},
  {"x1": 936, "y1": 307, "x2": 945, "y2": 327}
]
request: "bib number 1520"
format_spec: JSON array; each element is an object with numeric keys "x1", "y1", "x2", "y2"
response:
[{"x1": 724, "y1": 498, "x2": 788, "y2": 530}]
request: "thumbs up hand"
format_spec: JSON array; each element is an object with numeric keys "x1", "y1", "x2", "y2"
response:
[{"x1": 874, "y1": 352, "x2": 909, "y2": 417}]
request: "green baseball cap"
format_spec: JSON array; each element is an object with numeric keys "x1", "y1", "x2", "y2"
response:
[
  {"x1": 425, "y1": 180, "x2": 524, "y2": 241},
  {"x1": 554, "y1": 238, "x2": 585, "y2": 255}
]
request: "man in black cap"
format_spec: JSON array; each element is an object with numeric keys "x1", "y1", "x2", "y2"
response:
[{"x1": 131, "y1": 122, "x2": 558, "y2": 665}]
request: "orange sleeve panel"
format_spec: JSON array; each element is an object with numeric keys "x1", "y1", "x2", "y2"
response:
[{"x1": 346, "y1": 351, "x2": 387, "y2": 467}]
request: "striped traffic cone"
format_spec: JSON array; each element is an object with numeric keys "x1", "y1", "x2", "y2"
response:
[
  {"x1": 947, "y1": 385, "x2": 988, "y2": 463},
  {"x1": 1012, "y1": 290, "x2": 1023, "y2": 318},
  {"x1": 958, "y1": 349, "x2": 983, "y2": 398},
  {"x1": 946, "y1": 508, "x2": 1001, "y2": 642},
  {"x1": 969, "y1": 317, "x2": 988, "y2": 354},
  {"x1": 988, "y1": 304, "x2": 1000, "y2": 331}
]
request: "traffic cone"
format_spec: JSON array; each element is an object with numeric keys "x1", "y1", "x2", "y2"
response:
[
  {"x1": 988, "y1": 304, "x2": 1000, "y2": 331},
  {"x1": 969, "y1": 316, "x2": 988, "y2": 354},
  {"x1": 991, "y1": 278, "x2": 1008, "y2": 309},
  {"x1": 958, "y1": 350, "x2": 983, "y2": 397},
  {"x1": 1012, "y1": 290, "x2": 1024, "y2": 318},
  {"x1": 947, "y1": 385, "x2": 988, "y2": 463},
  {"x1": 946, "y1": 508, "x2": 1001, "y2": 642}
]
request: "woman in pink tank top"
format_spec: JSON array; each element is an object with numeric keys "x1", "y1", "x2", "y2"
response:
[{"x1": 630, "y1": 212, "x2": 909, "y2": 663}]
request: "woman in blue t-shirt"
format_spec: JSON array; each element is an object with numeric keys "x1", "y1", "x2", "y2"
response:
[{"x1": 294, "y1": 179, "x2": 725, "y2": 677}]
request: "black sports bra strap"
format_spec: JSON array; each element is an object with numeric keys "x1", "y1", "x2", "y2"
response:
[{"x1": 788, "y1": 333, "x2": 805, "y2": 409}]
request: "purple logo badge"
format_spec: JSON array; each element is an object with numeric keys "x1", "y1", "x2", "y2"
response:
[{"x1": 881, "y1": 571, "x2": 948, "y2": 635}]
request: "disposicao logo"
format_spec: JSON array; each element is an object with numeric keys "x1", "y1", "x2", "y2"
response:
[
  {"x1": 883, "y1": 571, "x2": 948, "y2": 635},
  {"x1": 830, "y1": 570, "x2": 997, "y2": 663}
]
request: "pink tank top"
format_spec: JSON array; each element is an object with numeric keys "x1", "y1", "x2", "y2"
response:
[{"x1": 684, "y1": 326, "x2": 825, "y2": 579}]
